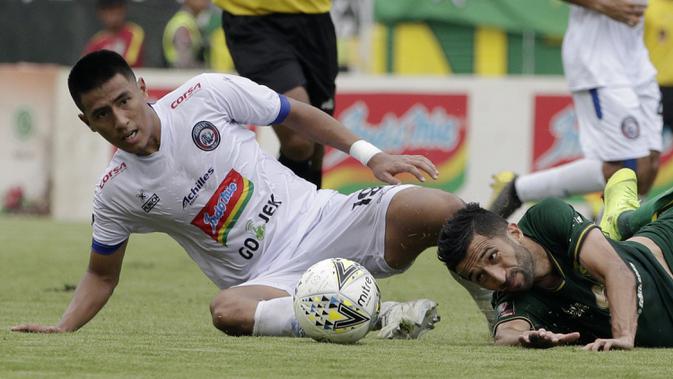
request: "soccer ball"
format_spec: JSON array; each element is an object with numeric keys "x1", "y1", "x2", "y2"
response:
[{"x1": 293, "y1": 258, "x2": 380, "y2": 344}]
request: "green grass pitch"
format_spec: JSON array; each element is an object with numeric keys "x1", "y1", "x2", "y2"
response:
[{"x1": 1, "y1": 216, "x2": 672, "y2": 378}]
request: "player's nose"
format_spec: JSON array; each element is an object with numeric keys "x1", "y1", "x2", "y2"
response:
[
  {"x1": 483, "y1": 266, "x2": 506, "y2": 289},
  {"x1": 112, "y1": 107, "x2": 130, "y2": 130}
]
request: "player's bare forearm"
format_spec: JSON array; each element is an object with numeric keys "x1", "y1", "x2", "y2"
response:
[
  {"x1": 281, "y1": 98, "x2": 438, "y2": 184},
  {"x1": 605, "y1": 263, "x2": 637, "y2": 343},
  {"x1": 493, "y1": 319, "x2": 533, "y2": 346},
  {"x1": 495, "y1": 320, "x2": 581, "y2": 348},
  {"x1": 12, "y1": 243, "x2": 127, "y2": 334},
  {"x1": 11, "y1": 270, "x2": 117, "y2": 333},
  {"x1": 59, "y1": 269, "x2": 119, "y2": 331},
  {"x1": 579, "y1": 230, "x2": 637, "y2": 350},
  {"x1": 282, "y1": 98, "x2": 358, "y2": 154}
]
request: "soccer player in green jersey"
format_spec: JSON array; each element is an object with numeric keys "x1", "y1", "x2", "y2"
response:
[{"x1": 437, "y1": 168, "x2": 673, "y2": 350}]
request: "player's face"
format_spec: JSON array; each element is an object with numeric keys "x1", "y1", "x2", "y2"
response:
[
  {"x1": 98, "y1": 5, "x2": 126, "y2": 31},
  {"x1": 455, "y1": 231, "x2": 535, "y2": 292},
  {"x1": 186, "y1": 0, "x2": 211, "y2": 13},
  {"x1": 78, "y1": 73, "x2": 159, "y2": 156}
]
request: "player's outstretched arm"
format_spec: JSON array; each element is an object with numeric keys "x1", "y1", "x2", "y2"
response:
[
  {"x1": 578, "y1": 229, "x2": 637, "y2": 351},
  {"x1": 11, "y1": 241, "x2": 128, "y2": 333},
  {"x1": 564, "y1": 0, "x2": 646, "y2": 26},
  {"x1": 494, "y1": 319, "x2": 580, "y2": 348},
  {"x1": 281, "y1": 98, "x2": 438, "y2": 184}
]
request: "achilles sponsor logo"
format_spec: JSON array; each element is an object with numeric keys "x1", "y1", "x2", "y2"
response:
[
  {"x1": 171, "y1": 82, "x2": 202, "y2": 109},
  {"x1": 142, "y1": 193, "x2": 160, "y2": 213},
  {"x1": 182, "y1": 167, "x2": 215, "y2": 208},
  {"x1": 98, "y1": 162, "x2": 127, "y2": 189}
]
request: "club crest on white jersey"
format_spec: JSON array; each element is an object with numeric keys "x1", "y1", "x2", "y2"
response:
[{"x1": 192, "y1": 121, "x2": 221, "y2": 151}]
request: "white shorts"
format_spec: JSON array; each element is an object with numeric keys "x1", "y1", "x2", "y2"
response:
[
  {"x1": 235, "y1": 184, "x2": 417, "y2": 294},
  {"x1": 573, "y1": 79, "x2": 662, "y2": 162}
]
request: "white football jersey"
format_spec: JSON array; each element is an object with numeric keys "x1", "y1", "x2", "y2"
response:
[
  {"x1": 562, "y1": 2, "x2": 656, "y2": 91},
  {"x1": 91, "y1": 73, "x2": 333, "y2": 289}
]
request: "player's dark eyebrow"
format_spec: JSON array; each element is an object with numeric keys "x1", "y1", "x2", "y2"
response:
[
  {"x1": 91, "y1": 91, "x2": 130, "y2": 116},
  {"x1": 468, "y1": 248, "x2": 490, "y2": 282},
  {"x1": 461, "y1": 243, "x2": 489, "y2": 281}
]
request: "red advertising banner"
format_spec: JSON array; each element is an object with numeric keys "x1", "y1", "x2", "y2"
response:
[
  {"x1": 532, "y1": 95, "x2": 581, "y2": 171},
  {"x1": 324, "y1": 93, "x2": 468, "y2": 193}
]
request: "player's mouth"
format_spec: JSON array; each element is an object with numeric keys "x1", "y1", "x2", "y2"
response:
[{"x1": 123, "y1": 129, "x2": 139, "y2": 143}]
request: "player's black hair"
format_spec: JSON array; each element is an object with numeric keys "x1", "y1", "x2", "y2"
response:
[
  {"x1": 437, "y1": 202, "x2": 509, "y2": 271},
  {"x1": 68, "y1": 50, "x2": 136, "y2": 111}
]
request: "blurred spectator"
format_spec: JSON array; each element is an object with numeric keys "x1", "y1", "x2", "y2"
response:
[
  {"x1": 163, "y1": 0, "x2": 211, "y2": 69},
  {"x1": 200, "y1": 4, "x2": 235, "y2": 71},
  {"x1": 83, "y1": 0, "x2": 145, "y2": 67},
  {"x1": 3, "y1": 186, "x2": 24, "y2": 213},
  {"x1": 645, "y1": 0, "x2": 673, "y2": 131}
]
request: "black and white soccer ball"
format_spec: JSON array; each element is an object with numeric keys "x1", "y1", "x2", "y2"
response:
[{"x1": 293, "y1": 258, "x2": 380, "y2": 344}]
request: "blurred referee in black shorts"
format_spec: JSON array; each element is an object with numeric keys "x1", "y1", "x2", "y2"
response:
[{"x1": 215, "y1": 0, "x2": 338, "y2": 188}]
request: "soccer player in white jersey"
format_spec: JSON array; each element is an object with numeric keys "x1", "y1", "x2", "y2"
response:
[
  {"x1": 489, "y1": 0, "x2": 663, "y2": 219},
  {"x1": 11, "y1": 50, "x2": 494, "y2": 338}
]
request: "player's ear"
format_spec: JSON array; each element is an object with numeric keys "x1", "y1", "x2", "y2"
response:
[
  {"x1": 507, "y1": 223, "x2": 523, "y2": 242},
  {"x1": 137, "y1": 77, "x2": 148, "y2": 98},
  {"x1": 78, "y1": 113, "x2": 95, "y2": 132}
]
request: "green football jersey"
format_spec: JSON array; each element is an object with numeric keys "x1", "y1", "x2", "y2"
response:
[{"x1": 492, "y1": 198, "x2": 673, "y2": 347}]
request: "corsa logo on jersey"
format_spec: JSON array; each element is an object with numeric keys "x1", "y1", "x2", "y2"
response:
[
  {"x1": 171, "y1": 82, "x2": 201, "y2": 109},
  {"x1": 192, "y1": 169, "x2": 254, "y2": 247},
  {"x1": 98, "y1": 162, "x2": 127, "y2": 189}
]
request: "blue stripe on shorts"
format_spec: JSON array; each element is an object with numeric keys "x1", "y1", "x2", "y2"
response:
[{"x1": 589, "y1": 88, "x2": 603, "y2": 120}]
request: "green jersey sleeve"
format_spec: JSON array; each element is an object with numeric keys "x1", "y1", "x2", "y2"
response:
[
  {"x1": 518, "y1": 198, "x2": 597, "y2": 272},
  {"x1": 492, "y1": 290, "x2": 608, "y2": 344}
]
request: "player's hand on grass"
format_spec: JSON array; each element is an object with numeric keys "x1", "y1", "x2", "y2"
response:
[
  {"x1": 582, "y1": 336, "x2": 634, "y2": 351},
  {"x1": 595, "y1": 0, "x2": 645, "y2": 26},
  {"x1": 11, "y1": 324, "x2": 66, "y2": 333},
  {"x1": 519, "y1": 328, "x2": 580, "y2": 348},
  {"x1": 367, "y1": 153, "x2": 439, "y2": 185}
]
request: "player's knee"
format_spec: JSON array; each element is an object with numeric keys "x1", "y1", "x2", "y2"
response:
[{"x1": 209, "y1": 292, "x2": 250, "y2": 336}]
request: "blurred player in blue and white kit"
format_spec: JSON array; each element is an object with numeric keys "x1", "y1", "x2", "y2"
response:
[
  {"x1": 489, "y1": 0, "x2": 663, "y2": 219},
  {"x1": 11, "y1": 50, "x2": 494, "y2": 339}
]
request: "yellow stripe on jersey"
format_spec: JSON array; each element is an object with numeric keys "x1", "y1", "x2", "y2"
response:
[{"x1": 213, "y1": 0, "x2": 331, "y2": 15}]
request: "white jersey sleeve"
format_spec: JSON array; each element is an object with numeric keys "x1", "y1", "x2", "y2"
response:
[
  {"x1": 202, "y1": 73, "x2": 290, "y2": 127},
  {"x1": 91, "y1": 193, "x2": 133, "y2": 254}
]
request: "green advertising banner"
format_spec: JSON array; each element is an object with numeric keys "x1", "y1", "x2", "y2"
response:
[{"x1": 375, "y1": 0, "x2": 569, "y2": 37}]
